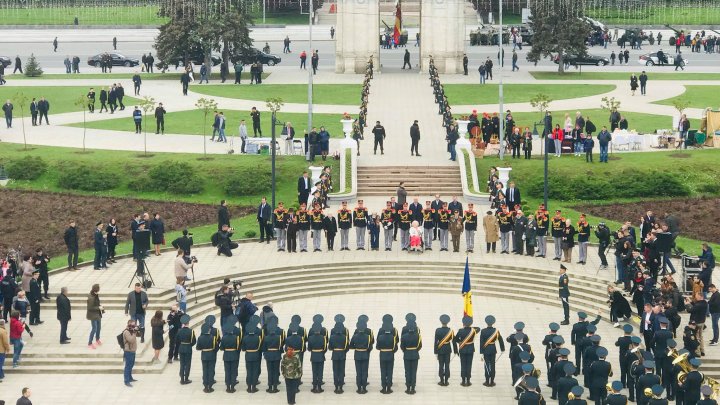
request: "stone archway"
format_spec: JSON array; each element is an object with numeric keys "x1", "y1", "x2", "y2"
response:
[{"x1": 334, "y1": 0, "x2": 466, "y2": 74}]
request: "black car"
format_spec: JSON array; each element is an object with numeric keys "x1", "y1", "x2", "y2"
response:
[
  {"x1": 233, "y1": 48, "x2": 282, "y2": 66},
  {"x1": 179, "y1": 52, "x2": 222, "y2": 67},
  {"x1": 0, "y1": 56, "x2": 12, "y2": 68},
  {"x1": 87, "y1": 53, "x2": 140, "y2": 67},
  {"x1": 553, "y1": 53, "x2": 610, "y2": 66}
]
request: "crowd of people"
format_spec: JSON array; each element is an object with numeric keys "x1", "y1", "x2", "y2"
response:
[
  {"x1": 349, "y1": 58, "x2": 373, "y2": 156},
  {"x1": 429, "y1": 58, "x2": 460, "y2": 161}
]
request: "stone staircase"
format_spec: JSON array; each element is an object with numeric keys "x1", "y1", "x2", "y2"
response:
[
  {"x1": 315, "y1": 0, "x2": 479, "y2": 27},
  {"x1": 357, "y1": 165, "x2": 463, "y2": 197}
]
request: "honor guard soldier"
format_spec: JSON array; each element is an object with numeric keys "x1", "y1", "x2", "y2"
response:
[
  {"x1": 220, "y1": 321, "x2": 242, "y2": 393},
  {"x1": 262, "y1": 316, "x2": 285, "y2": 393},
  {"x1": 556, "y1": 361, "x2": 578, "y2": 405},
  {"x1": 680, "y1": 358, "x2": 703, "y2": 405},
  {"x1": 177, "y1": 314, "x2": 196, "y2": 385},
  {"x1": 665, "y1": 339, "x2": 679, "y2": 401},
  {"x1": 328, "y1": 314, "x2": 350, "y2": 393},
  {"x1": 297, "y1": 202, "x2": 311, "y2": 252},
  {"x1": 559, "y1": 265, "x2": 570, "y2": 325},
  {"x1": 547, "y1": 336, "x2": 566, "y2": 398},
  {"x1": 464, "y1": 204, "x2": 478, "y2": 252},
  {"x1": 518, "y1": 377, "x2": 546, "y2": 405},
  {"x1": 437, "y1": 202, "x2": 451, "y2": 251},
  {"x1": 353, "y1": 200, "x2": 368, "y2": 250},
  {"x1": 536, "y1": 205, "x2": 549, "y2": 257},
  {"x1": 286, "y1": 315, "x2": 307, "y2": 364},
  {"x1": 350, "y1": 315, "x2": 374, "y2": 394},
  {"x1": 400, "y1": 313, "x2": 421, "y2": 394},
  {"x1": 381, "y1": 201, "x2": 396, "y2": 251},
  {"x1": 479, "y1": 315, "x2": 505, "y2": 387},
  {"x1": 398, "y1": 203, "x2": 412, "y2": 250},
  {"x1": 455, "y1": 315, "x2": 479, "y2": 387},
  {"x1": 649, "y1": 384, "x2": 669, "y2": 405},
  {"x1": 542, "y1": 323, "x2": 560, "y2": 376},
  {"x1": 515, "y1": 362, "x2": 540, "y2": 400},
  {"x1": 196, "y1": 315, "x2": 221, "y2": 393},
  {"x1": 571, "y1": 311, "x2": 601, "y2": 374},
  {"x1": 581, "y1": 333, "x2": 601, "y2": 388},
  {"x1": 588, "y1": 346, "x2": 612, "y2": 402},
  {"x1": 307, "y1": 314, "x2": 328, "y2": 393},
  {"x1": 615, "y1": 324, "x2": 633, "y2": 389},
  {"x1": 273, "y1": 202, "x2": 288, "y2": 252},
  {"x1": 434, "y1": 314, "x2": 457, "y2": 386},
  {"x1": 567, "y1": 385, "x2": 586, "y2": 405},
  {"x1": 310, "y1": 202, "x2": 325, "y2": 252},
  {"x1": 241, "y1": 315, "x2": 263, "y2": 393},
  {"x1": 551, "y1": 210, "x2": 566, "y2": 260},
  {"x1": 509, "y1": 332, "x2": 535, "y2": 375},
  {"x1": 422, "y1": 201, "x2": 435, "y2": 250},
  {"x1": 376, "y1": 314, "x2": 399, "y2": 394},
  {"x1": 637, "y1": 361, "x2": 661, "y2": 405},
  {"x1": 337, "y1": 201, "x2": 353, "y2": 250},
  {"x1": 605, "y1": 381, "x2": 628, "y2": 405},
  {"x1": 507, "y1": 321, "x2": 530, "y2": 349},
  {"x1": 699, "y1": 385, "x2": 716, "y2": 405}
]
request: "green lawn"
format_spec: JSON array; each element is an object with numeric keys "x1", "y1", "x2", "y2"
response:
[
  {"x1": 0, "y1": 85, "x2": 141, "y2": 115},
  {"x1": 530, "y1": 71, "x2": 720, "y2": 81},
  {"x1": 444, "y1": 84, "x2": 615, "y2": 106},
  {"x1": 6, "y1": 72, "x2": 267, "y2": 81},
  {"x1": 66, "y1": 108, "x2": 347, "y2": 138},
  {"x1": 587, "y1": 6, "x2": 720, "y2": 25},
  {"x1": 655, "y1": 85, "x2": 720, "y2": 110},
  {"x1": 190, "y1": 84, "x2": 362, "y2": 105}
]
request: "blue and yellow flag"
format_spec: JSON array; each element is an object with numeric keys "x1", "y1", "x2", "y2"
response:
[{"x1": 462, "y1": 257, "x2": 473, "y2": 317}]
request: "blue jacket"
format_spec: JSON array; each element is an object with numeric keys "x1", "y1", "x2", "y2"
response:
[
  {"x1": 597, "y1": 130, "x2": 612, "y2": 146},
  {"x1": 133, "y1": 109, "x2": 142, "y2": 122},
  {"x1": 583, "y1": 137, "x2": 595, "y2": 151}
]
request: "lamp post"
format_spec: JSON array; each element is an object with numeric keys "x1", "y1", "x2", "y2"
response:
[
  {"x1": 307, "y1": 0, "x2": 314, "y2": 133},
  {"x1": 267, "y1": 98, "x2": 285, "y2": 209},
  {"x1": 498, "y1": 0, "x2": 505, "y2": 160},
  {"x1": 543, "y1": 123, "x2": 549, "y2": 210}
]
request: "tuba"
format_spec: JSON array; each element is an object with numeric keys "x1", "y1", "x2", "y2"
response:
[{"x1": 669, "y1": 350, "x2": 692, "y2": 385}]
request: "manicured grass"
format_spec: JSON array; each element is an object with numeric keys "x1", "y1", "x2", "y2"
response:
[
  {"x1": 190, "y1": 84, "x2": 362, "y2": 105},
  {"x1": 530, "y1": 71, "x2": 720, "y2": 81},
  {"x1": 587, "y1": 7, "x2": 720, "y2": 26},
  {"x1": 0, "y1": 85, "x2": 141, "y2": 114},
  {"x1": 0, "y1": 143, "x2": 340, "y2": 207},
  {"x1": 0, "y1": 6, "x2": 166, "y2": 25},
  {"x1": 248, "y1": 10, "x2": 312, "y2": 25},
  {"x1": 66, "y1": 108, "x2": 347, "y2": 138},
  {"x1": 444, "y1": 84, "x2": 616, "y2": 106},
  {"x1": 655, "y1": 85, "x2": 720, "y2": 110},
  {"x1": 6, "y1": 72, "x2": 267, "y2": 81}
]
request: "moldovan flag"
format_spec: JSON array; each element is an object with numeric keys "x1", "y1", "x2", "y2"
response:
[
  {"x1": 393, "y1": 1, "x2": 402, "y2": 45},
  {"x1": 462, "y1": 257, "x2": 473, "y2": 317}
]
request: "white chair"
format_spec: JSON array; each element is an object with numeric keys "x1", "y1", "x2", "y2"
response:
[{"x1": 292, "y1": 139, "x2": 304, "y2": 155}]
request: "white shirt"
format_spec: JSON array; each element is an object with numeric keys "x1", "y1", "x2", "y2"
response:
[{"x1": 239, "y1": 124, "x2": 248, "y2": 139}]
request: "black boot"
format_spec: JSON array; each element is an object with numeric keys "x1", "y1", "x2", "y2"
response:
[
  {"x1": 405, "y1": 385, "x2": 411, "y2": 394},
  {"x1": 411, "y1": 386, "x2": 416, "y2": 394},
  {"x1": 140, "y1": 328, "x2": 145, "y2": 343}
]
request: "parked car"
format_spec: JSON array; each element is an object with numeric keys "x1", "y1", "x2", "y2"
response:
[
  {"x1": 87, "y1": 53, "x2": 140, "y2": 67},
  {"x1": 179, "y1": 52, "x2": 222, "y2": 67},
  {"x1": 553, "y1": 53, "x2": 610, "y2": 66},
  {"x1": 233, "y1": 48, "x2": 282, "y2": 66},
  {"x1": 638, "y1": 52, "x2": 687, "y2": 67},
  {"x1": 0, "y1": 56, "x2": 12, "y2": 68}
]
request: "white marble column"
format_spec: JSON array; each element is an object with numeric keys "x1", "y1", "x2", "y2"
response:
[
  {"x1": 420, "y1": 0, "x2": 465, "y2": 73},
  {"x1": 335, "y1": 0, "x2": 379, "y2": 73}
]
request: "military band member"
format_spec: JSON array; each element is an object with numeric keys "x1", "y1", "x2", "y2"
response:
[
  {"x1": 262, "y1": 316, "x2": 285, "y2": 393},
  {"x1": 400, "y1": 315, "x2": 422, "y2": 395},
  {"x1": 328, "y1": 314, "x2": 350, "y2": 393},
  {"x1": 581, "y1": 333, "x2": 600, "y2": 388},
  {"x1": 515, "y1": 361, "x2": 539, "y2": 399},
  {"x1": 518, "y1": 377, "x2": 546, "y2": 405},
  {"x1": 455, "y1": 316, "x2": 479, "y2": 387},
  {"x1": 285, "y1": 315, "x2": 307, "y2": 368},
  {"x1": 437, "y1": 203, "x2": 451, "y2": 251},
  {"x1": 350, "y1": 315, "x2": 374, "y2": 394},
  {"x1": 625, "y1": 336, "x2": 645, "y2": 402},
  {"x1": 177, "y1": 314, "x2": 196, "y2": 385},
  {"x1": 422, "y1": 201, "x2": 435, "y2": 250},
  {"x1": 273, "y1": 202, "x2": 288, "y2": 252},
  {"x1": 547, "y1": 336, "x2": 565, "y2": 398},
  {"x1": 567, "y1": 385, "x2": 586, "y2": 405},
  {"x1": 649, "y1": 384, "x2": 669, "y2": 405},
  {"x1": 434, "y1": 314, "x2": 457, "y2": 386},
  {"x1": 588, "y1": 346, "x2": 612, "y2": 402},
  {"x1": 536, "y1": 204, "x2": 549, "y2": 257},
  {"x1": 398, "y1": 203, "x2": 412, "y2": 250},
  {"x1": 665, "y1": 339, "x2": 679, "y2": 401},
  {"x1": 241, "y1": 315, "x2": 263, "y2": 393},
  {"x1": 652, "y1": 317, "x2": 673, "y2": 392},
  {"x1": 310, "y1": 203, "x2": 325, "y2": 252},
  {"x1": 498, "y1": 205, "x2": 514, "y2": 254},
  {"x1": 507, "y1": 321, "x2": 530, "y2": 350},
  {"x1": 381, "y1": 201, "x2": 396, "y2": 251},
  {"x1": 376, "y1": 314, "x2": 399, "y2": 394},
  {"x1": 615, "y1": 324, "x2": 633, "y2": 389},
  {"x1": 463, "y1": 204, "x2": 478, "y2": 253},
  {"x1": 337, "y1": 201, "x2": 353, "y2": 251},
  {"x1": 297, "y1": 202, "x2": 311, "y2": 252},
  {"x1": 559, "y1": 264, "x2": 570, "y2": 325},
  {"x1": 551, "y1": 210, "x2": 566, "y2": 261},
  {"x1": 699, "y1": 385, "x2": 716, "y2": 405},
  {"x1": 680, "y1": 358, "x2": 703, "y2": 405},
  {"x1": 605, "y1": 380, "x2": 628, "y2": 405},
  {"x1": 571, "y1": 311, "x2": 601, "y2": 374},
  {"x1": 542, "y1": 323, "x2": 560, "y2": 376},
  {"x1": 220, "y1": 321, "x2": 242, "y2": 393},
  {"x1": 479, "y1": 315, "x2": 505, "y2": 387},
  {"x1": 307, "y1": 314, "x2": 328, "y2": 393},
  {"x1": 637, "y1": 361, "x2": 661, "y2": 405},
  {"x1": 555, "y1": 355, "x2": 577, "y2": 404},
  {"x1": 353, "y1": 200, "x2": 369, "y2": 250},
  {"x1": 510, "y1": 333, "x2": 536, "y2": 380}
]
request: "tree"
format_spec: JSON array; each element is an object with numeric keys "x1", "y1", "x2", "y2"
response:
[
  {"x1": 526, "y1": 1, "x2": 591, "y2": 73},
  {"x1": 529, "y1": 93, "x2": 552, "y2": 121},
  {"x1": 600, "y1": 96, "x2": 621, "y2": 111},
  {"x1": 24, "y1": 54, "x2": 43, "y2": 77},
  {"x1": 140, "y1": 96, "x2": 156, "y2": 157},
  {"x1": 671, "y1": 98, "x2": 691, "y2": 116},
  {"x1": 195, "y1": 97, "x2": 218, "y2": 158},
  {"x1": 12, "y1": 92, "x2": 29, "y2": 150},
  {"x1": 73, "y1": 94, "x2": 88, "y2": 152}
]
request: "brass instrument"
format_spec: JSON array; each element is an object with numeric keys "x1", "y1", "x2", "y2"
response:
[
  {"x1": 629, "y1": 346, "x2": 644, "y2": 371},
  {"x1": 513, "y1": 369, "x2": 541, "y2": 391},
  {"x1": 568, "y1": 392, "x2": 576, "y2": 400},
  {"x1": 669, "y1": 350, "x2": 692, "y2": 385}
]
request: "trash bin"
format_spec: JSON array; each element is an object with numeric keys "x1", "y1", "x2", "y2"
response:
[{"x1": 260, "y1": 144, "x2": 269, "y2": 155}]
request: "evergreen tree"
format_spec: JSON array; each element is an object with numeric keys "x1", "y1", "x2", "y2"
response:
[
  {"x1": 526, "y1": 0, "x2": 591, "y2": 73},
  {"x1": 24, "y1": 53, "x2": 43, "y2": 77}
]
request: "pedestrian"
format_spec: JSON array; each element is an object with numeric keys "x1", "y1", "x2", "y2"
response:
[
  {"x1": 318, "y1": 126, "x2": 330, "y2": 160},
  {"x1": 283, "y1": 36, "x2": 291, "y2": 53},
  {"x1": 512, "y1": 50, "x2": 519, "y2": 71},
  {"x1": 37, "y1": 96, "x2": 49, "y2": 124},
  {"x1": 709, "y1": 284, "x2": 719, "y2": 346},
  {"x1": 108, "y1": 85, "x2": 117, "y2": 113},
  {"x1": 10, "y1": 310, "x2": 32, "y2": 368},
  {"x1": 462, "y1": 53, "x2": 468, "y2": 75},
  {"x1": 180, "y1": 71, "x2": 190, "y2": 95},
  {"x1": 410, "y1": 120, "x2": 421, "y2": 156},
  {"x1": 403, "y1": 49, "x2": 411, "y2": 69},
  {"x1": 72, "y1": 55, "x2": 80, "y2": 73},
  {"x1": 98, "y1": 87, "x2": 108, "y2": 113},
  {"x1": 113, "y1": 36, "x2": 117, "y2": 50},
  {"x1": 13, "y1": 55, "x2": 22, "y2": 74},
  {"x1": 281, "y1": 347, "x2": 302, "y2": 404},
  {"x1": 150, "y1": 213, "x2": 165, "y2": 255},
  {"x1": 283, "y1": 122, "x2": 295, "y2": 154},
  {"x1": 446, "y1": 124, "x2": 459, "y2": 161},
  {"x1": 610, "y1": 51, "x2": 616, "y2": 65},
  {"x1": 478, "y1": 64, "x2": 486, "y2": 84},
  {"x1": 30, "y1": 97, "x2": 38, "y2": 126},
  {"x1": 639, "y1": 70, "x2": 648, "y2": 95},
  {"x1": 2, "y1": 99, "x2": 13, "y2": 128},
  {"x1": 132, "y1": 72, "x2": 142, "y2": 95},
  {"x1": 597, "y1": 126, "x2": 611, "y2": 163},
  {"x1": 150, "y1": 310, "x2": 165, "y2": 363},
  {"x1": 121, "y1": 319, "x2": 138, "y2": 387},
  {"x1": 146, "y1": 52, "x2": 154, "y2": 73},
  {"x1": 311, "y1": 50, "x2": 319, "y2": 74},
  {"x1": 27, "y1": 270, "x2": 42, "y2": 325},
  {"x1": 16, "y1": 387, "x2": 32, "y2": 405},
  {"x1": 239, "y1": 119, "x2": 248, "y2": 153},
  {"x1": 133, "y1": 106, "x2": 142, "y2": 134},
  {"x1": 372, "y1": 120, "x2": 386, "y2": 155},
  {"x1": 125, "y1": 283, "x2": 149, "y2": 343},
  {"x1": 630, "y1": 73, "x2": 638, "y2": 96},
  {"x1": 250, "y1": 106, "x2": 262, "y2": 136},
  {"x1": 330, "y1": 26, "x2": 335, "y2": 39},
  {"x1": 55, "y1": 286, "x2": 71, "y2": 344},
  {"x1": 86, "y1": 284, "x2": 103, "y2": 349},
  {"x1": 64, "y1": 56, "x2": 71, "y2": 73},
  {"x1": 155, "y1": 102, "x2": 166, "y2": 134},
  {"x1": 584, "y1": 133, "x2": 595, "y2": 163},
  {"x1": 0, "y1": 318, "x2": 9, "y2": 379},
  {"x1": 199, "y1": 64, "x2": 209, "y2": 83},
  {"x1": 234, "y1": 61, "x2": 243, "y2": 84},
  {"x1": 93, "y1": 221, "x2": 105, "y2": 270},
  {"x1": 53, "y1": 37, "x2": 58, "y2": 52},
  {"x1": 300, "y1": 50, "x2": 307, "y2": 69}
]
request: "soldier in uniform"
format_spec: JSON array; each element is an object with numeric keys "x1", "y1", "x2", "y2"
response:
[
  {"x1": 297, "y1": 202, "x2": 311, "y2": 252},
  {"x1": 220, "y1": 321, "x2": 242, "y2": 393},
  {"x1": 376, "y1": 314, "x2": 399, "y2": 393},
  {"x1": 400, "y1": 313, "x2": 422, "y2": 394},
  {"x1": 437, "y1": 202, "x2": 451, "y2": 251},
  {"x1": 310, "y1": 202, "x2": 325, "y2": 252},
  {"x1": 649, "y1": 384, "x2": 669, "y2": 405},
  {"x1": 196, "y1": 315, "x2": 221, "y2": 393},
  {"x1": 571, "y1": 311, "x2": 601, "y2": 374},
  {"x1": 518, "y1": 377, "x2": 546, "y2": 405},
  {"x1": 556, "y1": 361, "x2": 578, "y2": 405},
  {"x1": 536, "y1": 205, "x2": 549, "y2": 257},
  {"x1": 548, "y1": 336, "x2": 565, "y2": 397},
  {"x1": 698, "y1": 385, "x2": 716, "y2": 405},
  {"x1": 337, "y1": 201, "x2": 353, "y2": 251},
  {"x1": 455, "y1": 315, "x2": 479, "y2": 386},
  {"x1": 507, "y1": 321, "x2": 530, "y2": 351},
  {"x1": 559, "y1": 264, "x2": 570, "y2": 325},
  {"x1": 262, "y1": 316, "x2": 284, "y2": 393},
  {"x1": 241, "y1": 315, "x2": 263, "y2": 393},
  {"x1": 464, "y1": 203, "x2": 478, "y2": 253},
  {"x1": 567, "y1": 385, "x2": 586, "y2": 405},
  {"x1": 353, "y1": 200, "x2": 369, "y2": 250},
  {"x1": 605, "y1": 380, "x2": 628, "y2": 405},
  {"x1": 434, "y1": 314, "x2": 457, "y2": 386},
  {"x1": 307, "y1": 314, "x2": 328, "y2": 393},
  {"x1": 397, "y1": 203, "x2": 412, "y2": 250},
  {"x1": 588, "y1": 346, "x2": 612, "y2": 402},
  {"x1": 551, "y1": 210, "x2": 566, "y2": 261},
  {"x1": 422, "y1": 201, "x2": 435, "y2": 250},
  {"x1": 626, "y1": 336, "x2": 646, "y2": 402},
  {"x1": 286, "y1": 315, "x2": 307, "y2": 365},
  {"x1": 615, "y1": 324, "x2": 633, "y2": 389},
  {"x1": 350, "y1": 315, "x2": 374, "y2": 394},
  {"x1": 273, "y1": 202, "x2": 288, "y2": 252},
  {"x1": 510, "y1": 332, "x2": 535, "y2": 376},
  {"x1": 637, "y1": 361, "x2": 661, "y2": 405},
  {"x1": 665, "y1": 340, "x2": 679, "y2": 401},
  {"x1": 381, "y1": 201, "x2": 396, "y2": 251},
  {"x1": 498, "y1": 205, "x2": 514, "y2": 254},
  {"x1": 177, "y1": 314, "x2": 196, "y2": 385},
  {"x1": 328, "y1": 314, "x2": 350, "y2": 393},
  {"x1": 581, "y1": 333, "x2": 601, "y2": 388},
  {"x1": 542, "y1": 322, "x2": 560, "y2": 377},
  {"x1": 479, "y1": 315, "x2": 505, "y2": 387},
  {"x1": 680, "y1": 358, "x2": 703, "y2": 405}
]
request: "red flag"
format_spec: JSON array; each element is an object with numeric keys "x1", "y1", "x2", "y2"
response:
[{"x1": 393, "y1": 1, "x2": 402, "y2": 45}]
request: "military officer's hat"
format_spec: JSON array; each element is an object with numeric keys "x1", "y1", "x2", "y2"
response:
[
  {"x1": 596, "y1": 347, "x2": 608, "y2": 358},
  {"x1": 266, "y1": 317, "x2": 278, "y2": 334},
  {"x1": 643, "y1": 360, "x2": 656, "y2": 369},
  {"x1": 560, "y1": 264, "x2": 567, "y2": 270},
  {"x1": 334, "y1": 314, "x2": 345, "y2": 323},
  {"x1": 651, "y1": 384, "x2": 664, "y2": 396},
  {"x1": 313, "y1": 314, "x2": 324, "y2": 324},
  {"x1": 204, "y1": 315, "x2": 216, "y2": 326},
  {"x1": 288, "y1": 323, "x2": 299, "y2": 334},
  {"x1": 587, "y1": 324, "x2": 597, "y2": 333},
  {"x1": 563, "y1": 363, "x2": 576, "y2": 375},
  {"x1": 291, "y1": 315, "x2": 302, "y2": 325},
  {"x1": 678, "y1": 348, "x2": 690, "y2": 356},
  {"x1": 405, "y1": 313, "x2": 416, "y2": 323},
  {"x1": 406, "y1": 321, "x2": 418, "y2": 332},
  {"x1": 514, "y1": 332, "x2": 525, "y2": 342},
  {"x1": 590, "y1": 335, "x2": 601, "y2": 343},
  {"x1": 358, "y1": 314, "x2": 369, "y2": 323},
  {"x1": 462, "y1": 316, "x2": 473, "y2": 326},
  {"x1": 31, "y1": 269, "x2": 39, "y2": 274},
  {"x1": 180, "y1": 314, "x2": 191, "y2": 324},
  {"x1": 521, "y1": 363, "x2": 534, "y2": 373},
  {"x1": 558, "y1": 348, "x2": 571, "y2": 357},
  {"x1": 571, "y1": 386, "x2": 584, "y2": 397},
  {"x1": 623, "y1": 324, "x2": 634, "y2": 333},
  {"x1": 610, "y1": 381, "x2": 623, "y2": 392},
  {"x1": 549, "y1": 322, "x2": 560, "y2": 331},
  {"x1": 552, "y1": 335, "x2": 565, "y2": 345},
  {"x1": 519, "y1": 351, "x2": 531, "y2": 362},
  {"x1": 702, "y1": 385, "x2": 713, "y2": 397},
  {"x1": 514, "y1": 321, "x2": 525, "y2": 330},
  {"x1": 222, "y1": 323, "x2": 236, "y2": 335},
  {"x1": 357, "y1": 320, "x2": 368, "y2": 332},
  {"x1": 667, "y1": 339, "x2": 677, "y2": 348},
  {"x1": 382, "y1": 314, "x2": 393, "y2": 323},
  {"x1": 690, "y1": 358, "x2": 702, "y2": 368},
  {"x1": 485, "y1": 315, "x2": 496, "y2": 325},
  {"x1": 577, "y1": 311, "x2": 588, "y2": 319},
  {"x1": 440, "y1": 314, "x2": 451, "y2": 324},
  {"x1": 525, "y1": 377, "x2": 539, "y2": 390},
  {"x1": 658, "y1": 316, "x2": 669, "y2": 325},
  {"x1": 631, "y1": 336, "x2": 642, "y2": 345}
]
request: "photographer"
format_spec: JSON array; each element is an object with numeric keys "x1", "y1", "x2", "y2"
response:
[
  {"x1": 174, "y1": 249, "x2": 193, "y2": 281},
  {"x1": 215, "y1": 286, "x2": 234, "y2": 328},
  {"x1": 217, "y1": 224, "x2": 238, "y2": 257},
  {"x1": 122, "y1": 319, "x2": 138, "y2": 387},
  {"x1": 684, "y1": 291, "x2": 708, "y2": 356},
  {"x1": 607, "y1": 284, "x2": 632, "y2": 327},
  {"x1": 656, "y1": 224, "x2": 676, "y2": 275},
  {"x1": 125, "y1": 283, "x2": 149, "y2": 343},
  {"x1": 171, "y1": 229, "x2": 194, "y2": 258},
  {"x1": 32, "y1": 248, "x2": 50, "y2": 300},
  {"x1": 595, "y1": 222, "x2": 611, "y2": 269}
]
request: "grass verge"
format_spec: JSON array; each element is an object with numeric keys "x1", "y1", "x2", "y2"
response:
[
  {"x1": 445, "y1": 84, "x2": 616, "y2": 106},
  {"x1": 190, "y1": 84, "x2": 362, "y2": 105}
]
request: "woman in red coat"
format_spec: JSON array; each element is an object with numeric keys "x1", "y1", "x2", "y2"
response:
[
  {"x1": 10, "y1": 310, "x2": 32, "y2": 368},
  {"x1": 552, "y1": 124, "x2": 564, "y2": 157}
]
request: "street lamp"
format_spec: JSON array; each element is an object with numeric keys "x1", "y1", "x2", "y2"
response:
[
  {"x1": 543, "y1": 122, "x2": 549, "y2": 210},
  {"x1": 498, "y1": 0, "x2": 505, "y2": 160},
  {"x1": 307, "y1": 0, "x2": 314, "y2": 132},
  {"x1": 267, "y1": 98, "x2": 285, "y2": 208}
]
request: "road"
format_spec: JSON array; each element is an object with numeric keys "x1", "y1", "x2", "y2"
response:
[{"x1": 1, "y1": 26, "x2": 719, "y2": 74}]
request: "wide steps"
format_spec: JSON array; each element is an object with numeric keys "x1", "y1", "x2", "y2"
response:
[{"x1": 357, "y1": 166, "x2": 462, "y2": 196}]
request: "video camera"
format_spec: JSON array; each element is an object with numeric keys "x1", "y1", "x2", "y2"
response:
[{"x1": 231, "y1": 279, "x2": 243, "y2": 306}]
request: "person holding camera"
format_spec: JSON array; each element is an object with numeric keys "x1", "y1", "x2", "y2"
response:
[
  {"x1": 125, "y1": 283, "x2": 149, "y2": 343},
  {"x1": 122, "y1": 319, "x2": 138, "y2": 387},
  {"x1": 217, "y1": 224, "x2": 239, "y2": 257},
  {"x1": 215, "y1": 286, "x2": 234, "y2": 329},
  {"x1": 174, "y1": 249, "x2": 193, "y2": 281},
  {"x1": 171, "y1": 229, "x2": 194, "y2": 258},
  {"x1": 595, "y1": 222, "x2": 611, "y2": 269},
  {"x1": 685, "y1": 291, "x2": 709, "y2": 356}
]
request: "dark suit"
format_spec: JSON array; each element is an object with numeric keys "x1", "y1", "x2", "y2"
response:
[
  {"x1": 257, "y1": 203, "x2": 273, "y2": 241},
  {"x1": 297, "y1": 176, "x2": 311, "y2": 206},
  {"x1": 30, "y1": 101, "x2": 38, "y2": 125},
  {"x1": 218, "y1": 205, "x2": 230, "y2": 230},
  {"x1": 430, "y1": 199, "x2": 444, "y2": 239},
  {"x1": 505, "y1": 187, "x2": 521, "y2": 210},
  {"x1": 448, "y1": 201, "x2": 463, "y2": 214},
  {"x1": 56, "y1": 293, "x2": 71, "y2": 342},
  {"x1": 409, "y1": 202, "x2": 423, "y2": 223}
]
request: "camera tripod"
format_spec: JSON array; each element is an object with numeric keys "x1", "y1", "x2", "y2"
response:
[{"x1": 128, "y1": 256, "x2": 155, "y2": 289}]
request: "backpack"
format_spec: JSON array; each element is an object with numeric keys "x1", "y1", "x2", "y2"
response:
[
  {"x1": 211, "y1": 232, "x2": 220, "y2": 247},
  {"x1": 116, "y1": 332, "x2": 125, "y2": 350},
  {"x1": 235, "y1": 300, "x2": 247, "y2": 320}
]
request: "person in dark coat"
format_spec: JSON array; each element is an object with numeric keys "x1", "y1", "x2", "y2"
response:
[
  {"x1": 149, "y1": 213, "x2": 165, "y2": 256},
  {"x1": 220, "y1": 321, "x2": 241, "y2": 393},
  {"x1": 328, "y1": 314, "x2": 349, "y2": 393},
  {"x1": 105, "y1": 218, "x2": 118, "y2": 263},
  {"x1": 32, "y1": 248, "x2": 50, "y2": 299},
  {"x1": 324, "y1": 209, "x2": 338, "y2": 251},
  {"x1": 98, "y1": 88, "x2": 108, "y2": 113},
  {"x1": 608, "y1": 285, "x2": 632, "y2": 325},
  {"x1": 92, "y1": 222, "x2": 105, "y2": 270},
  {"x1": 28, "y1": 271, "x2": 43, "y2": 325},
  {"x1": 218, "y1": 200, "x2": 230, "y2": 230},
  {"x1": 410, "y1": 120, "x2": 421, "y2": 156},
  {"x1": 177, "y1": 314, "x2": 196, "y2": 384},
  {"x1": 56, "y1": 287, "x2": 71, "y2": 343},
  {"x1": 257, "y1": 197, "x2": 273, "y2": 243},
  {"x1": 400, "y1": 314, "x2": 422, "y2": 394},
  {"x1": 196, "y1": 315, "x2": 221, "y2": 393}
]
